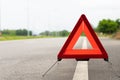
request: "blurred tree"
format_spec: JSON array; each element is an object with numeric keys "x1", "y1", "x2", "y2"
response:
[
  {"x1": 50, "y1": 31, "x2": 57, "y2": 36},
  {"x1": 39, "y1": 30, "x2": 70, "y2": 37},
  {"x1": 96, "y1": 19, "x2": 118, "y2": 34},
  {"x1": 16, "y1": 29, "x2": 23, "y2": 35},
  {"x1": 116, "y1": 19, "x2": 120, "y2": 29},
  {"x1": 2, "y1": 30, "x2": 10, "y2": 35},
  {"x1": 2, "y1": 30, "x2": 16, "y2": 36},
  {"x1": 22, "y1": 29, "x2": 27, "y2": 36},
  {"x1": 40, "y1": 30, "x2": 50, "y2": 36},
  {"x1": 59, "y1": 30, "x2": 69, "y2": 37},
  {"x1": 29, "y1": 31, "x2": 32, "y2": 36},
  {"x1": 16, "y1": 29, "x2": 32, "y2": 36},
  {"x1": 1, "y1": 29, "x2": 32, "y2": 36}
]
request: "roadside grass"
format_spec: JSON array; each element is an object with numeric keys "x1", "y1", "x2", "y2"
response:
[
  {"x1": 0, "y1": 35, "x2": 56, "y2": 41},
  {"x1": 0, "y1": 35, "x2": 86, "y2": 41},
  {"x1": 0, "y1": 32, "x2": 116, "y2": 41}
]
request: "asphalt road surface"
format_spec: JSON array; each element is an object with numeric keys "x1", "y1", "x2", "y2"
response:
[{"x1": 0, "y1": 37, "x2": 120, "y2": 80}]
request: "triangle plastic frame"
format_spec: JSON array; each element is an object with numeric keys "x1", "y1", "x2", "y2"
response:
[{"x1": 57, "y1": 14, "x2": 108, "y2": 61}]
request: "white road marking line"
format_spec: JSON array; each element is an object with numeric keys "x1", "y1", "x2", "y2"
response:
[{"x1": 73, "y1": 37, "x2": 88, "y2": 80}]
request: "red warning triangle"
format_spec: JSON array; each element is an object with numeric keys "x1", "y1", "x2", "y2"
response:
[{"x1": 57, "y1": 14, "x2": 108, "y2": 61}]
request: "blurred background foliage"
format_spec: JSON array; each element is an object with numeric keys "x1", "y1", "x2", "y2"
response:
[{"x1": 0, "y1": 18, "x2": 120, "y2": 39}]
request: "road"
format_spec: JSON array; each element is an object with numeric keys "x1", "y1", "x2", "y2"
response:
[{"x1": 0, "y1": 37, "x2": 120, "y2": 80}]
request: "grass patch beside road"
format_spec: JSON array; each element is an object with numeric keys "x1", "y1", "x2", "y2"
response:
[
  {"x1": 1, "y1": 32, "x2": 117, "y2": 41},
  {"x1": 0, "y1": 34, "x2": 111, "y2": 41},
  {"x1": 0, "y1": 35, "x2": 54, "y2": 41}
]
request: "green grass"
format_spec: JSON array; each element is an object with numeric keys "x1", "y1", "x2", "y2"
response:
[
  {"x1": 1, "y1": 32, "x2": 114, "y2": 41},
  {"x1": 0, "y1": 35, "x2": 56, "y2": 41}
]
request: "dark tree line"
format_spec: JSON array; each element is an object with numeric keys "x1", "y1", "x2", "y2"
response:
[
  {"x1": 2, "y1": 29, "x2": 32, "y2": 36},
  {"x1": 40, "y1": 30, "x2": 70, "y2": 37},
  {"x1": 16, "y1": 29, "x2": 32, "y2": 36}
]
